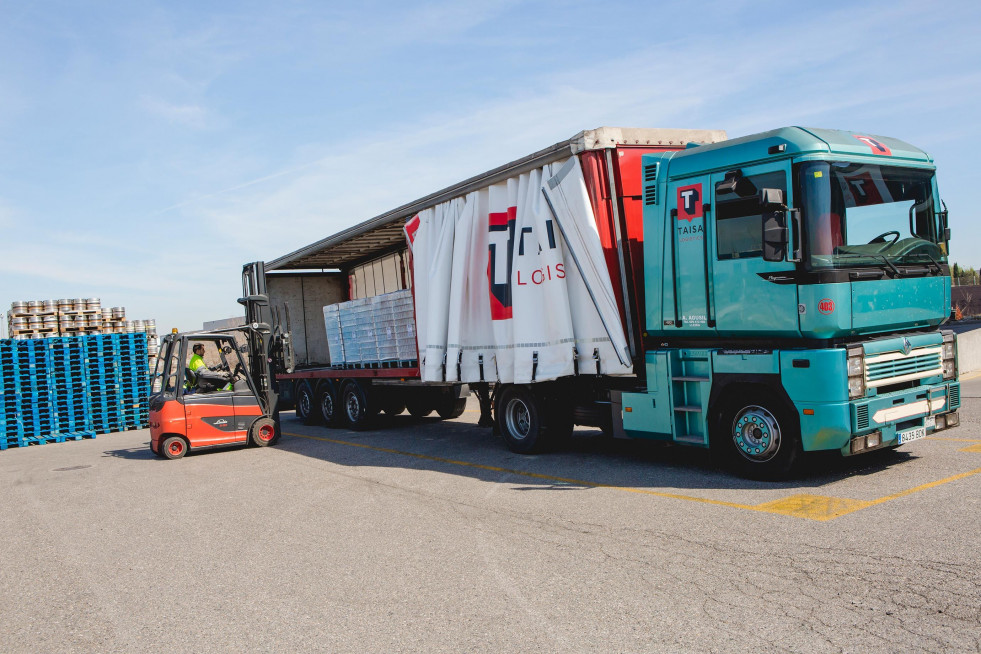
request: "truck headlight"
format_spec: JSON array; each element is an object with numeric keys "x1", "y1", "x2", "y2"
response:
[
  {"x1": 847, "y1": 346, "x2": 866, "y2": 399},
  {"x1": 942, "y1": 330, "x2": 957, "y2": 380}
]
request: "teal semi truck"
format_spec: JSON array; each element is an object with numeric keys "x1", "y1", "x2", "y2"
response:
[{"x1": 259, "y1": 126, "x2": 959, "y2": 479}]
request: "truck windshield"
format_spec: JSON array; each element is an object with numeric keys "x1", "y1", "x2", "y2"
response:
[{"x1": 797, "y1": 161, "x2": 945, "y2": 269}]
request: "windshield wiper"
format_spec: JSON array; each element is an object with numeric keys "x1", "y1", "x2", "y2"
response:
[
  {"x1": 875, "y1": 254, "x2": 903, "y2": 277},
  {"x1": 921, "y1": 251, "x2": 943, "y2": 275},
  {"x1": 831, "y1": 252, "x2": 904, "y2": 277}
]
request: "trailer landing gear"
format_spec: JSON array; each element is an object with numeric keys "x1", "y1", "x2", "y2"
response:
[{"x1": 471, "y1": 383, "x2": 494, "y2": 427}]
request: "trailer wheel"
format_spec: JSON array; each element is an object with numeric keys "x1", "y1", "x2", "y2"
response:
[
  {"x1": 714, "y1": 388, "x2": 802, "y2": 480},
  {"x1": 296, "y1": 382, "x2": 321, "y2": 425},
  {"x1": 406, "y1": 396, "x2": 434, "y2": 418},
  {"x1": 161, "y1": 435, "x2": 188, "y2": 460},
  {"x1": 495, "y1": 386, "x2": 558, "y2": 454},
  {"x1": 340, "y1": 382, "x2": 373, "y2": 431},
  {"x1": 317, "y1": 381, "x2": 340, "y2": 426},
  {"x1": 250, "y1": 417, "x2": 278, "y2": 447},
  {"x1": 436, "y1": 397, "x2": 467, "y2": 420}
]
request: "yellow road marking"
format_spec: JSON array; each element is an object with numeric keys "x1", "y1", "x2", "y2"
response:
[
  {"x1": 754, "y1": 495, "x2": 873, "y2": 521},
  {"x1": 925, "y1": 436, "x2": 981, "y2": 452},
  {"x1": 283, "y1": 431, "x2": 981, "y2": 522}
]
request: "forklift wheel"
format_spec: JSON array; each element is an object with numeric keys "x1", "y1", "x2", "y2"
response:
[
  {"x1": 161, "y1": 436, "x2": 188, "y2": 460},
  {"x1": 250, "y1": 417, "x2": 278, "y2": 447}
]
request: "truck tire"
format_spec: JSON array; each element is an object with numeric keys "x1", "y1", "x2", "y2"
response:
[
  {"x1": 406, "y1": 396, "x2": 434, "y2": 418},
  {"x1": 340, "y1": 381, "x2": 373, "y2": 431},
  {"x1": 436, "y1": 397, "x2": 467, "y2": 420},
  {"x1": 296, "y1": 381, "x2": 321, "y2": 425},
  {"x1": 714, "y1": 388, "x2": 802, "y2": 480},
  {"x1": 317, "y1": 380, "x2": 341, "y2": 426},
  {"x1": 250, "y1": 417, "x2": 278, "y2": 447},
  {"x1": 161, "y1": 435, "x2": 188, "y2": 460},
  {"x1": 495, "y1": 385, "x2": 561, "y2": 454}
]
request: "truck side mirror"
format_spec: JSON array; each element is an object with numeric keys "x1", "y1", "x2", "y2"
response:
[
  {"x1": 759, "y1": 188, "x2": 785, "y2": 208},
  {"x1": 763, "y1": 211, "x2": 788, "y2": 262}
]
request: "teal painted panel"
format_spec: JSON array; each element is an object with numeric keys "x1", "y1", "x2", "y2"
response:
[
  {"x1": 798, "y1": 284, "x2": 852, "y2": 338},
  {"x1": 665, "y1": 127, "x2": 931, "y2": 181},
  {"x1": 668, "y1": 176, "x2": 714, "y2": 333},
  {"x1": 796, "y1": 378, "x2": 953, "y2": 453},
  {"x1": 712, "y1": 350, "x2": 779, "y2": 374},
  {"x1": 780, "y1": 349, "x2": 849, "y2": 403},
  {"x1": 798, "y1": 127, "x2": 932, "y2": 164},
  {"x1": 861, "y1": 330, "x2": 941, "y2": 356},
  {"x1": 797, "y1": 401, "x2": 852, "y2": 451},
  {"x1": 620, "y1": 351, "x2": 673, "y2": 438},
  {"x1": 851, "y1": 277, "x2": 948, "y2": 332},
  {"x1": 713, "y1": 259, "x2": 801, "y2": 337},
  {"x1": 642, "y1": 153, "x2": 676, "y2": 336},
  {"x1": 621, "y1": 391, "x2": 673, "y2": 440}
]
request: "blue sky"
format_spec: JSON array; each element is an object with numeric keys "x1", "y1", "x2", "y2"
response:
[{"x1": 1, "y1": 0, "x2": 979, "y2": 333}]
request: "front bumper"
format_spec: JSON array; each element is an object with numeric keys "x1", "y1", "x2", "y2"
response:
[{"x1": 797, "y1": 381, "x2": 961, "y2": 454}]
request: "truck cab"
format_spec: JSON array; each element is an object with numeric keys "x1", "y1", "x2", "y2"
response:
[{"x1": 622, "y1": 127, "x2": 960, "y2": 477}]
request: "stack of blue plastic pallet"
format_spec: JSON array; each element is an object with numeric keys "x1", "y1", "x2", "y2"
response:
[{"x1": 0, "y1": 333, "x2": 149, "y2": 450}]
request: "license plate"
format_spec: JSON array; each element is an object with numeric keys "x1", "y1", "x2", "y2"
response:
[{"x1": 898, "y1": 426, "x2": 927, "y2": 445}]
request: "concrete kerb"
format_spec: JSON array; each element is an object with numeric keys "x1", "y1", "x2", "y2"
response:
[{"x1": 952, "y1": 320, "x2": 981, "y2": 375}]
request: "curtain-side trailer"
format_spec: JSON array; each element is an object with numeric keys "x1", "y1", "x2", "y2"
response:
[{"x1": 257, "y1": 126, "x2": 960, "y2": 479}]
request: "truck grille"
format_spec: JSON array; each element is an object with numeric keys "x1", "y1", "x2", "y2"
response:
[
  {"x1": 865, "y1": 346, "x2": 943, "y2": 389},
  {"x1": 949, "y1": 384, "x2": 960, "y2": 409},
  {"x1": 856, "y1": 404, "x2": 870, "y2": 430}
]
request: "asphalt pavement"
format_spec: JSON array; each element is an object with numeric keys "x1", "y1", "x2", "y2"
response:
[{"x1": 1, "y1": 382, "x2": 979, "y2": 653}]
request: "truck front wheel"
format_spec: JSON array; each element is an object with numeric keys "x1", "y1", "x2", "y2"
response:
[{"x1": 715, "y1": 389, "x2": 801, "y2": 480}]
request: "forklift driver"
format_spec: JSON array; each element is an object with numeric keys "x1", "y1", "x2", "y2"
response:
[
  {"x1": 186, "y1": 343, "x2": 233, "y2": 393},
  {"x1": 189, "y1": 343, "x2": 208, "y2": 376}
]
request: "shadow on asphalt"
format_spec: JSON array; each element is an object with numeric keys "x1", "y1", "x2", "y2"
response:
[
  {"x1": 103, "y1": 445, "x2": 158, "y2": 460},
  {"x1": 275, "y1": 411, "x2": 918, "y2": 493}
]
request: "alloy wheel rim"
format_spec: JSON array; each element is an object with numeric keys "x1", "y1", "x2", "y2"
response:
[
  {"x1": 731, "y1": 405, "x2": 781, "y2": 463},
  {"x1": 346, "y1": 392, "x2": 360, "y2": 422},
  {"x1": 505, "y1": 398, "x2": 532, "y2": 441}
]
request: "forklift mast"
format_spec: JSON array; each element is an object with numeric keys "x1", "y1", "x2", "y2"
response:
[{"x1": 241, "y1": 262, "x2": 295, "y2": 413}]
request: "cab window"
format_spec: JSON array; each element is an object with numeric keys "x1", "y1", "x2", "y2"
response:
[{"x1": 716, "y1": 170, "x2": 787, "y2": 260}]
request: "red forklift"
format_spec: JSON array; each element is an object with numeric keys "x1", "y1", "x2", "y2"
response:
[{"x1": 149, "y1": 264, "x2": 294, "y2": 459}]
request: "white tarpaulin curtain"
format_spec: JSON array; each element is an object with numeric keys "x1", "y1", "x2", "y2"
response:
[{"x1": 405, "y1": 156, "x2": 632, "y2": 384}]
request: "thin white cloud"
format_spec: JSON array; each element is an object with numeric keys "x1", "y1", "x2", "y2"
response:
[{"x1": 140, "y1": 95, "x2": 209, "y2": 128}]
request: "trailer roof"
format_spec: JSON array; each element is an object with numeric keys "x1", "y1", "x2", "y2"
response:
[{"x1": 265, "y1": 127, "x2": 726, "y2": 271}]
